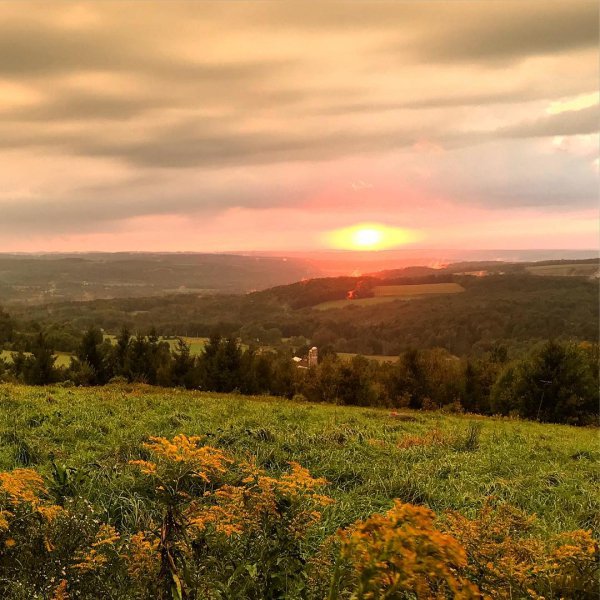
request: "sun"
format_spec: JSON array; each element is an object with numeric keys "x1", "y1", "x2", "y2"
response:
[
  {"x1": 354, "y1": 228, "x2": 383, "y2": 248},
  {"x1": 327, "y1": 223, "x2": 420, "y2": 251}
]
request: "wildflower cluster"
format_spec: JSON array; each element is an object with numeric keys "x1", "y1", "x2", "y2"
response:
[
  {"x1": 129, "y1": 435, "x2": 335, "y2": 599},
  {"x1": 335, "y1": 500, "x2": 480, "y2": 599},
  {"x1": 189, "y1": 461, "x2": 333, "y2": 538},
  {"x1": 0, "y1": 468, "x2": 65, "y2": 555},
  {"x1": 130, "y1": 434, "x2": 232, "y2": 497},
  {"x1": 51, "y1": 579, "x2": 69, "y2": 600},
  {"x1": 0, "y1": 435, "x2": 596, "y2": 600},
  {"x1": 125, "y1": 530, "x2": 161, "y2": 587},
  {"x1": 0, "y1": 468, "x2": 46, "y2": 505},
  {"x1": 444, "y1": 500, "x2": 599, "y2": 598},
  {"x1": 73, "y1": 524, "x2": 121, "y2": 573}
]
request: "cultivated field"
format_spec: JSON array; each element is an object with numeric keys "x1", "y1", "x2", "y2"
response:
[
  {"x1": 526, "y1": 263, "x2": 599, "y2": 277},
  {"x1": 0, "y1": 349, "x2": 72, "y2": 368},
  {"x1": 338, "y1": 352, "x2": 399, "y2": 363},
  {"x1": 158, "y1": 336, "x2": 209, "y2": 354},
  {"x1": 315, "y1": 282, "x2": 465, "y2": 310},
  {"x1": 104, "y1": 334, "x2": 209, "y2": 354},
  {"x1": 373, "y1": 283, "x2": 465, "y2": 296}
]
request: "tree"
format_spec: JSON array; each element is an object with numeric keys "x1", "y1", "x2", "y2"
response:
[
  {"x1": 171, "y1": 338, "x2": 195, "y2": 388},
  {"x1": 113, "y1": 326, "x2": 131, "y2": 378},
  {"x1": 491, "y1": 341, "x2": 598, "y2": 424},
  {"x1": 25, "y1": 332, "x2": 56, "y2": 385},
  {"x1": 0, "y1": 307, "x2": 15, "y2": 344},
  {"x1": 336, "y1": 356, "x2": 378, "y2": 406},
  {"x1": 129, "y1": 333, "x2": 153, "y2": 384},
  {"x1": 77, "y1": 327, "x2": 106, "y2": 384}
]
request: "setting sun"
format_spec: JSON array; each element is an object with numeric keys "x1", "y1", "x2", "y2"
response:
[
  {"x1": 327, "y1": 223, "x2": 420, "y2": 251},
  {"x1": 354, "y1": 228, "x2": 383, "y2": 248}
]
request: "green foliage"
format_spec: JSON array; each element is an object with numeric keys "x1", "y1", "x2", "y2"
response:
[
  {"x1": 491, "y1": 341, "x2": 599, "y2": 424},
  {"x1": 6, "y1": 271, "x2": 599, "y2": 358}
]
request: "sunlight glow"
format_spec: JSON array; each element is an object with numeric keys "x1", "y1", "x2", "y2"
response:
[
  {"x1": 546, "y1": 92, "x2": 598, "y2": 115},
  {"x1": 327, "y1": 223, "x2": 421, "y2": 251}
]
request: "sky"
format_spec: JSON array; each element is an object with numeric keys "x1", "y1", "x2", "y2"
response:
[{"x1": 0, "y1": 1, "x2": 598, "y2": 252}]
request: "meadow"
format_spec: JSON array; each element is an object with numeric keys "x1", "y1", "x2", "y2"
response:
[
  {"x1": 525, "y1": 263, "x2": 599, "y2": 277},
  {"x1": 1, "y1": 337, "x2": 210, "y2": 371},
  {"x1": 314, "y1": 282, "x2": 465, "y2": 310},
  {"x1": 0, "y1": 383, "x2": 597, "y2": 598},
  {"x1": 104, "y1": 335, "x2": 209, "y2": 355},
  {"x1": 0, "y1": 350, "x2": 72, "y2": 368},
  {"x1": 0, "y1": 383, "x2": 597, "y2": 534}
]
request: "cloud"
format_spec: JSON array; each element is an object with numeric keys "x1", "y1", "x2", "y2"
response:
[
  {"x1": 498, "y1": 105, "x2": 600, "y2": 138},
  {"x1": 0, "y1": 1, "x2": 596, "y2": 249},
  {"x1": 395, "y1": 1, "x2": 598, "y2": 64}
]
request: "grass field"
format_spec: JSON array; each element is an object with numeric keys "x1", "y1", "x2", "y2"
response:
[
  {"x1": 1, "y1": 350, "x2": 72, "y2": 368},
  {"x1": 372, "y1": 283, "x2": 465, "y2": 296},
  {"x1": 314, "y1": 282, "x2": 465, "y2": 310},
  {"x1": 104, "y1": 334, "x2": 209, "y2": 354},
  {"x1": 0, "y1": 383, "x2": 598, "y2": 598},
  {"x1": 0, "y1": 383, "x2": 596, "y2": 538},
  {"x1": 526, "y1": 263, "x2": 599, "y2": 277},
  {"x1": 157, "y1": 336, "x2": 209, "y2": 354},
  {"x1": 338, "y1": 352, "x2": 399, "y2": 363}
]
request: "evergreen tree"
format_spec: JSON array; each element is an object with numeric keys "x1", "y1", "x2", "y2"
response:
[
  {"x1": 171, "y1": 337, "x2": 194, "y2": 387},
  {"x1": 114, "y1": 326, "x2": 131, "y2": 378},
  {"x1": 25, "y1": 332, "x2": 56, "y2": 385},
  {"x1": 491, "y1": 341, "x2": 598, "y2": 423},
  {"x1": 77, "y1": 327, "x2": 106, "y2": 384}
]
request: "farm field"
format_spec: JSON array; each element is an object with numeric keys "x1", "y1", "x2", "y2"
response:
[
  {"x1": 0, "y1": 383, "x2": 597, "y2": 598},
  {"x1": 314, "y1": 282, "x2": 465, "y2": 310},
  {"x1": 104, "y1": 334, "x2": 209, "y2": 354},
  {"x1": 1, "y1": 349, "x2": 72, "y2": 368},
  {"x1": 373, "y1": 282, "x2": 465, "y2": 296},
  {"x1": 526, "y1": 263, "x2": 599, "y2": 277},
  {"x1": 338, "y1": 352, "x2": 399, "y2": 363},
  {"x1": 157, "y1": 336, "x2": 209, "y2": 354}
]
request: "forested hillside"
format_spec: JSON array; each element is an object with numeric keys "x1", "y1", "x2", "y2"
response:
[
  {"x1": 6, "y1": 270, "x2": 598, "y2": 357},
  {"x1": 0, "y1": 253, "x2": 320, "y2": 303}
]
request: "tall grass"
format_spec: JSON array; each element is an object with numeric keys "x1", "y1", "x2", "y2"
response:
[{"x1": 0, "y1": 383, "x2": 597, "y2": 538}]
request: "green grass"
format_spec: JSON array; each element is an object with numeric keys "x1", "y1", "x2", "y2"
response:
[
  {"x1": 314, "y1": 282, "x2": 465, "y2": 310},
  {"x1": 0, "y1": 383, "x2": 597, "y2": 538},
  {"x1": 338, "y1": 352, "x2": 399, "y2": 363},
  {"x1": 372, "y1": 283, "x2": 465, "y2": 296},
  {"x1": 157, "y1": 336, "x2": 209, "y2": 354},
  {"x1": 104, "y1": 334, "x2": 208, "y2": 354},
  {"x1": 526, "y1": 264, "x2": 599, "y2": 277},
  {"x1": 1, "y1": 350, "x2": 72, "y2": 368},
  {"x1": 315, "y1": 296, "x2": 412, "y2": 309}
]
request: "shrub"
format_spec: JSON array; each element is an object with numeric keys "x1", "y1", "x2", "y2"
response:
[
  {"x1": 331, "y1": 500, "x2": 480, "y2": 599},
  {"x1": 444, "y1": 500, "x2": 599, "y2": 599}
]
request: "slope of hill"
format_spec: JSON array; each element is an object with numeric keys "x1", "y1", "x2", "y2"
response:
[
  {"x1": 0, "y1": 383, "x2": 596, "y2": 535},
  {"x1": 6, "y1": 267, "x2": 598, "y2": 357},
  {"x1": 0, "y1": 252, "x2": 321, "y2": 304},
  {"x1": 0, "y1": 383, "x2": 597, "y2": 597}
]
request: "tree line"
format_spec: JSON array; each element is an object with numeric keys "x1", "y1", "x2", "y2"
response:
[{"x1": 0, "y1": 320, "x2": 597, "y2": 425}]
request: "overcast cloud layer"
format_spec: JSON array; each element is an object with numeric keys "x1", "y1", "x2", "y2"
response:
[{"x1": 0, "y1": 1, "x2": 598, "y2": 251}]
